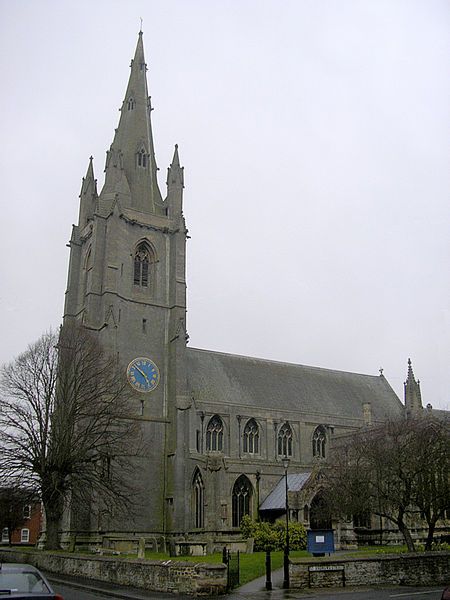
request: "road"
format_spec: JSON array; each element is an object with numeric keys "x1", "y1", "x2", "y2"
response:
[{"x1": 48, "y1": 573, "x2": 445, "y2": 600}]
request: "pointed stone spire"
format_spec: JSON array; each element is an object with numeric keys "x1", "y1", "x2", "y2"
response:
[
  {"x1": 78, "y1": 156, "x2": 98, "y2": 226},
  {"x1": 166, "y1": 144, "x2": 184, "y2": 217},
  {"x1": 404, "y1": 358, "x2": 422, "y2": 418},
  {"x1": 100, "y1": 31, "x2": 163, "y2": 214}
]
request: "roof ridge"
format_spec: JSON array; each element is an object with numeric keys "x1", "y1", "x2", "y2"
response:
[{"x1": 187, "y1": 346, "x2": 381, "y2": 379}]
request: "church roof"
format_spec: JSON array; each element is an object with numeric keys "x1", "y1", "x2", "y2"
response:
[
  {"x1": 259, "y1": 472, "x2": 311, "y2": 511},
  {"x1": 186, "y1": 348, "x2": 404, "y2": 421}
]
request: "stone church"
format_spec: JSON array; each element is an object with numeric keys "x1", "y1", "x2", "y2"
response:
[{"x1": 62, "y1": 32, "x2": 424, "y2": 551}]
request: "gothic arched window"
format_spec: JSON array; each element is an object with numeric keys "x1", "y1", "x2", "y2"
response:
[
  {"x1": 192, "y1": 469, "x2": 205, "y2": 529},
  {"x1": 137, "y1": 148, "x2": 147, "y2": 167},
  {"x1": 206, "y1": 415, "x2": 223, "y2": 452},
  {"x1": 127, "y1": 97, "x2": 135, "y2": 110},
  {"x1": 232, "y1": 475, "x2": 252, "y2": 527},
  {"x1": 277, "y1": 422, "x2": 293, "y2": 457},
  {"x1": 312, "y1": 425, "x2": 327, "y2": 458},
  {"x1": 243, "y1": 418, "x2": 259, "y2": 454},
  {"x1": 133, "y1": 243, "x2": 151, "y2": 287}
]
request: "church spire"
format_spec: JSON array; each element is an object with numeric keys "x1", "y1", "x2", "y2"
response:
[
  {"x1": 78, "y1": 156, "x2": 97, "y2": 226},
  {"x1": 100, "y1": 31, "x2": 163, "y2": 214},
  {"x1": 404, "y1": 358, "x2": 422, "y2": 418}
]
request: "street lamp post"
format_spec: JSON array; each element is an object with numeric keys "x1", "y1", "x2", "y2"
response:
[{"x1": 282, "y1": 456, "x2": 290, "y2": 589}]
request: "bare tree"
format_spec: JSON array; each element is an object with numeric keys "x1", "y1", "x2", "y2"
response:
[
  {"x1": 323, "y1": 417, "x2": 449, "y2": 552},
  {"x1": 409, "y1": 416, "x2": 449, "y2": 550},
  {"x1": 0, "y1": 323, "x2": 142, "y2": 550}
]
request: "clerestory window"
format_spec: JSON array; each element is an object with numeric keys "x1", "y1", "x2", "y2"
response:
[
  {"x1": 243, "y1": 418, "x2": 259, "y2": 454},
  {"x1": 206, "y1": 415, "x2": 223, "y2": 452},
  {"x1": 277, "y1": 422, "x2": 293, "y2": 457},
  {"x1": 312, "y1": 425, "x2": 327, "y2": 458}
]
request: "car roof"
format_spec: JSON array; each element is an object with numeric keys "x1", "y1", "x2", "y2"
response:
[{"x1": 0, "y1": 562, "x2": 41, "y2": 571}]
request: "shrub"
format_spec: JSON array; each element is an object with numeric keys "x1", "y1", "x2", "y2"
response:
[{"x1": 240, "y1": 517, "x2": 307, "y2": 551}]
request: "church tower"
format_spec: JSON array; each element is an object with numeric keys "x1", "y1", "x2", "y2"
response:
[{"x1": 63, "y1": 32, "x2": 188, "y2": 538}]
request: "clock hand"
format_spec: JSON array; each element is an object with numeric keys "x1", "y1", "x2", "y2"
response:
[{"x1": 135, "y1": 366, "x2": 150, "y2": 384}]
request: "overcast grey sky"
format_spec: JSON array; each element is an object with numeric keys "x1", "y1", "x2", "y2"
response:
[{"x1": 0, "y1": 0, "x2": 448, "y2": 410}]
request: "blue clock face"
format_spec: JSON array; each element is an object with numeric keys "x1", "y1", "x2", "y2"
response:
[{"x1": 127, "y1": 357, "x2": 160, "y2": 393}]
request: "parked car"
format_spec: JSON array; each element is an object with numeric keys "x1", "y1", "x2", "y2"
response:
[
  {"x1": 0, "y1": 563, "x2": 63, "y2": 599},
  {"x1": 442, "y1": 586, "x2": 450, "y2": 600}
]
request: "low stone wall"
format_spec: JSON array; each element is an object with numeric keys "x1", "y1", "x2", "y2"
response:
[
  {"x1": 0, "y1": 548, "x2": 226, "y2": 596},
  {"x1": 291, "y1": 551, "x2": 450, "y2": 589}
]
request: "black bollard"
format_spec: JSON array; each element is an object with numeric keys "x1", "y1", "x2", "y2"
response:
[{"x1": 265, "y1": 549, "x2": 272, "y2": 590}]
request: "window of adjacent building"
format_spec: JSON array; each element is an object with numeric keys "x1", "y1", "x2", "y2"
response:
[
  {"x1": 312, "y1": 425, "x2": 327, "y2": 458},
  {"x1": 21, "y1": 528, "x2": 30, "y2": 543},
  {"x1": 1, "y1": 528, "x2": 8, "y2": 543},
  {"x1": 134, "y1": 243, "x2": 151, "y2": 287},
  {"x1": 23, "y1": 504, "x2": 31, "y2": 519},
  {"x1": 232, "y1": 475, "x2": 252, "y2": 527},
  {"x1": 353, "y1": 510, "x2": 371, "y2": 529},
  {"x1": 137, "y1": 148, "x2": 147, "y2": 168},
  {"x1": 206, "y1": 415, "x2": 223, "y2": 452},
  {"x1": 193, "y1": 469, "x2": 204, "y2": 529},
  {"x1": 243, "y1": 418, "x2": 259, "y2": 454},
  {"x1": 277, "y1": 422, "x2": 293, "y2": 457}
]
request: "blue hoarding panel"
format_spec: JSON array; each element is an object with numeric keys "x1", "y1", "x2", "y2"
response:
[{"x1": 307, "y1": 529, "x2": 335, "y2": 555}]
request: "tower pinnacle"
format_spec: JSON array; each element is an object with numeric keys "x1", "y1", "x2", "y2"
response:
[
  {"x1": 404, "y1": 358, "x2": 422, "y2": 418},
  {"x1": 78, "y1": 156, "x2": 97, "y2": 226}
]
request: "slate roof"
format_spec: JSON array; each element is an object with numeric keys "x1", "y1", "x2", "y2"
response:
[
  {"x1": 186, "y1": 348, "x2": 404, "y2": 421},
  {"x1": 260, "y1": 473, "x2": 311, "y2": 511}
]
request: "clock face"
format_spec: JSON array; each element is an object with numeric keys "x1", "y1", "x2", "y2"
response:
[{"x1": 126, "y1": 357, "x2": 160, "y2": 393}]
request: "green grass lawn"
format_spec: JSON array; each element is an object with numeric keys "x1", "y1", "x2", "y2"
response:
[{"x1": 139, "y1": 550, "x2": 309, "y2": 586}]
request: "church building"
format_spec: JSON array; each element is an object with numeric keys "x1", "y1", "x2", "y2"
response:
[{"x1": 62, "y1": 32, "x2": 420, "y2": 551}]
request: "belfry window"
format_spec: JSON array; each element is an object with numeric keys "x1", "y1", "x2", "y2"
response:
[
  {"x1": 232, "y1": 475, "x2": 252, "y2": 527},
  {"x1": 127, "y1": 97, "x2": 135, "y2": 110},
  {"x1": 313, "y1": 425, "x2": 327, "y2": 458},
  {"x1": 277, "y1": 422, "x2": 293, "y2": 457},
  {"x1": 137, "y1": 149, "x2": 147, "y2": 168},
  {"x1": 192, "y1": 469, "x2": 205, "y2": 529},
  {"x1": 134, "y1": 243, "x2": 150, "y2": 287},
  {"x1": 206, "y1": 415, "x2": 223, "y2": 452},
  {"x1": 243, "y1": 418, "x2": 259, "y2": 454}
]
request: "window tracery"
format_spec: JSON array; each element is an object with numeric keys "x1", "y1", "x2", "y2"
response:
[
  {"x1": 312, "y1": 425, "x2": 327, "y2": 458},
  {"x1": 193, "y1": 469, "x2": 205, "y2": 529},
  {"x1": 243, "y1": 418, "x2": 259, "y2": 454},
  {"x1": 277, "y1": 422, "x2": 293, "y2": 457},
  {"x1": 206, "y1": 415, "x2": 223, "y2": 452},
  {"x1": 133, "y1": 243, "x2": 151, "y2": 287},
  {"x1": 232, "y1": 475, "x2": 252, "y2": 527},
  {"x1": 137, "y1": 148, "x2": 147, "y2": 167}
]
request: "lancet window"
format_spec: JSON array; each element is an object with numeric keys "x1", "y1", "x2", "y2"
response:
[
  {"x1": 232, "y1": 475, "x2": 252, "y2": 527},
  {"x1": 133, "y1": 242, "x2": 152, "y2": 287},
  {"x1": 206, "y1": 415, "x2": 223, "y2": 452},
  {"x1": 277, "y1": 422, "x2": 293, "y2": 457},
  {"x1": 192, "y1": 469, "x2": 205, "y2": 529},
  {"x1": 137, "y1": 148, "x2": 147, "y2": 167},
  {"x1": 312, "y1": 425, "x2": 327, "y2": 458},
  {"x1": 243, "y1": 418, "x2": 259, "y2": 454},
  {"x1": 127, "y1": 97, "x2": 135, "y2": 110}
]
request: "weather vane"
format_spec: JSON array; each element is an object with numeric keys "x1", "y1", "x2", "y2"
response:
[{"x1": 140, "y1": 17, "x2": 143, "y2": 32}]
